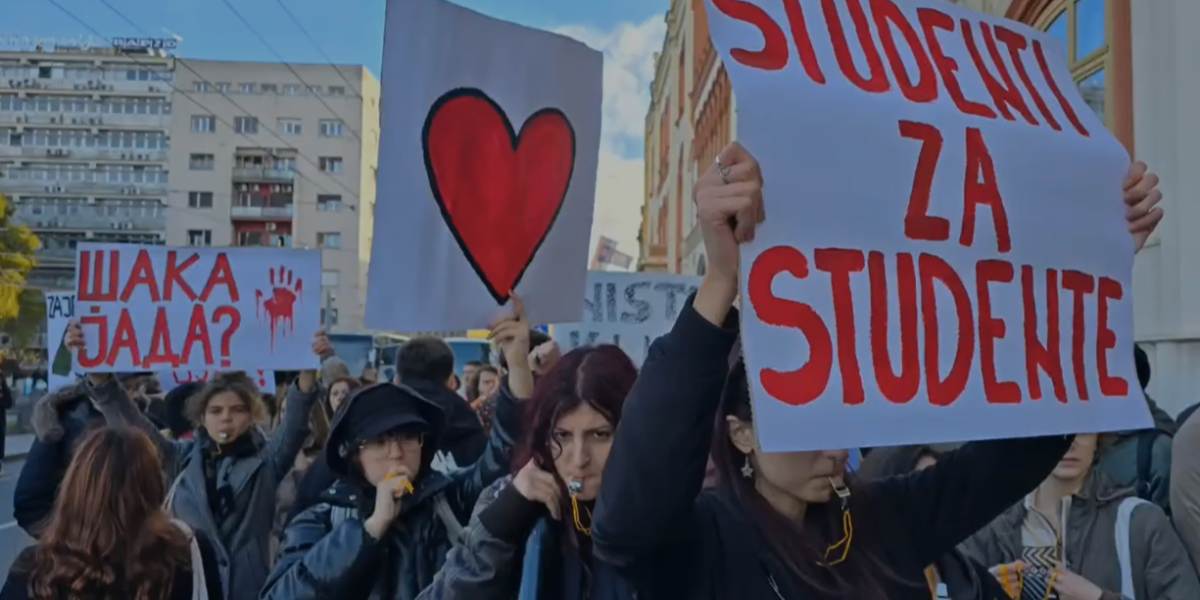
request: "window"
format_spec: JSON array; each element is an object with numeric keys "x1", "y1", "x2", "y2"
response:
[
  {"x1": 320, "y1": 308, "x2": 339, "y2": 326},
  {"x1": 307, "y1": 86, "x2": 321, "y2": 96},
  {"x1": 319, "y1": 119, "x2": 344, "y2": 138},
  {"x1": 189, "y1": 153, "x2": 215, "y2": 170},
  {"x1": 187, "y1": 191, "x2": 213, "y2": 208},
  {"x1": 319, "y1": 157, "x2": 343, "y2": 174},
  {"x1": 187, "y1": 230, "x2": 212, "y2": 246},
  {"x1": 234, "y1": 116, "x2": 259, "y2": 134},
  {"x1": 1038, "y1": 0, "x2": 1109, "y2": 124},
  {"x1": 283, "y1": 84, "x2": 301, "y2": 96},
  {"x1": 191, "y1": 115, "x2": 216, "y2": 133},
  {"x1": 328, "y1": 86, "x2": 346, "y2": 96},
  {"x1": 239, "y1": 83, "x2": 255, "y2": 94},
  {"x1": 277, "y1": 118, "x2": 302, "y2": 135},
  {"x1": 260, "y1": 83, "x2": 278, "y2": 94},
  {"x1": 317, "y1": 232, "x2": 341, "y2": 249},
  {"x1": 194, "y1": 82, "x2": 210, "y2": 92},
  {"x1": 215, "y1": 82, "x2": 231, "y2": 94},
  {"x1": 322, "y1": 269, "x2": 340, "y2": 287},
  {"x1": 317, "y1": 194, "x2": 343, "y2": 212}
]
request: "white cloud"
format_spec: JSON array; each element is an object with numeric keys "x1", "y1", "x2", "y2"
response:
[{"x1": 556, "y1": 16, "x2": 666, "y2": 264}]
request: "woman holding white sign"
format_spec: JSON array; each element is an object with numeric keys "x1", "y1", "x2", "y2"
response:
[{"x1": 590, "y1": 142, "x2": 1164, "y2": 600}]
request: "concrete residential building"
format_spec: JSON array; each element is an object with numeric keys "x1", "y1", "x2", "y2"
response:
[
  {"x1": 167, "y1": 59, "x2": 380, "y2": 332},
  {"x1": 1, "y1": 44, "x2": 174, "y2": 298}
]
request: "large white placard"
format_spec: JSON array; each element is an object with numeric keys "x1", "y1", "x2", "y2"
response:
[
  {"x1": 74, "y1": 244, "x2": 322, "y2": 372},
  {"x1": 554, "y1": 272, "x2": 700, "y2": 366},
  {"x1": 365, "y1": 0, "x2": 603, "y2": 332},
  {"x1": 706, "y1": 0, "x2": 1149, "y2": 451},
  {"x1": 44, "y1": 291, "x2": 77, "y2": 391}
]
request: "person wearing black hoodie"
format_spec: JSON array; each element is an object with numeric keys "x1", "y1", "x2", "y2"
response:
[{"x1": 288, "y1": 337, "x2": 493, "y2": 521}]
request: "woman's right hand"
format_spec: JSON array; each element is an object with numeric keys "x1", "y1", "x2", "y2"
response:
[
  {"x1": 512, "y1": 460, "x2": 562, "y2": 520},
  {"x1": 64, "y1": 321, "x2": 111, "y2": 386},
  {"x1": 363, "y1": 466, "x2": 412, "y2": 539},
  {"x1": 693, "y1": 142, "x2": 763, "y2": 321},
  {"x1": 987, "y1": 561, "x2": 1026, "y2": 599}
]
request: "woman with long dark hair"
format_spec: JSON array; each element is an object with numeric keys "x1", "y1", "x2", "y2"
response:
[
  {"x1": 1, "y1": 426, "x2": 223, "y2": 600},
  {"x1": 418, "y1": 345, "x2": 639, "y2": 599},
  {"x1": 589, "y1": 142, "x2": 1164, "y2": 600}
]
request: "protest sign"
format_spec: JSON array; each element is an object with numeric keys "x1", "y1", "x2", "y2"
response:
[
  {"x1": 158, "y1": 370, "x2": 277, "y2": 396},
  {"x1": 44, "y1": 291, "x2": 77, "y2": 391},
  {"x1": 365, "y1": 0, "x2": 603, "y2": 332},
  {"x1": 705, "y1": 0, "x2": 1148, "y2": 451},
  {"x1": 74, "y1": 243, "x2": 322, "y2": 372},
  {"x1": 554, "y1": 272, "x2": 700, "y2": 366}
]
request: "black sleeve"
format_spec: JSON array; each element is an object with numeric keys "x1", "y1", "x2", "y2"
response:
[
  {"x1": 478, "y1": 482, "x2": 543, "y2": 544},
  {"x1": 288, "y1": 457, "x2": 337, "y2": 522},
  {"x1": 866, "y1": 434, "x2": 1072, "y2": 567},
  {"x1": 192, "y1": 531, "x2": 225, "y2": 600},
  {"x1": 592, "y1": 296, "x2": 738, "y2": 568},
  {"x1": 13, "y1": 438, "x2": 67, "y2": 538}
]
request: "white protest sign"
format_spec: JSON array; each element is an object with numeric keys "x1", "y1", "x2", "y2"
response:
[
  {"x1": 44, "y1": 291, "x2": 78, "y2": 391},
  {"x1": 554, "y1": 272, "x2": 700, "y2": 365},
  {"x1": 706, "y1": 0, "x2": 1147, "y2": 452},
  {"x1": 74, "y1": 243, "x2": 322, "y2": 372},
  {"x1": 158, "y1": 370, "x2": 277, "y2": 396},
  {"x1": 365, "y1": 0, "x2": 603, "y2": 332}
]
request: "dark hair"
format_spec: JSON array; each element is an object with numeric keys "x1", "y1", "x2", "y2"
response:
[
  {"x1": 325, "y1": 375, "x2": 362, "y2": 415},
  {"x1": 857, "y1": 445, "x2": 941, "y2": 481},
  {"x1": 713, "y1": 356, "x2": 898, "y2": 599},
  {"x1": 513, "y1": 345, "x2": 637, "y2": 547},
  {"x1": 163, "y1": 382, "x2": 203, "y2": 438},
  {"x1": 498, "y1": 330, "x2": 552, "y2": 370},
  {"x1": 184, "y1": 372, "x2": 267, "y2": 426},
  {"x1": 1134, "y1": 344, "x2": 1150, "y2": 390},
  {"x1": 29, "y1": 426, "x2": 190, "y2": 600},
  {"x1": 467, "y1": 365, "x2": 500, "y2": 402},
  {"x1": 397, "y1": 337, "x2": 455, "y2": 384},
  {"x1": 465, "y1": 360, "x2": 484, "y2": 369}
]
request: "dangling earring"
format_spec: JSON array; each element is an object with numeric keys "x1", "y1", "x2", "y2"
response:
[{"x1": 741, "y1": 456, "x2": 754, "y2": 478}]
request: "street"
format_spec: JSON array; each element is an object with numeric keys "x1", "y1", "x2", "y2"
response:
[{"x1": 0, "y1": 460, "x2": 34, "y2": 578}]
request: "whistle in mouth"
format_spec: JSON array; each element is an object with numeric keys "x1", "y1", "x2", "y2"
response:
[
  {"x1": 217, "y1": 432, "x2": 229, "y2": 441},
  {"x1": 384, "y1": 473, "x2": 415, "y2": 495},
  {"x1": 567, "y1": 480, "x2": 583, "y2": 497}
]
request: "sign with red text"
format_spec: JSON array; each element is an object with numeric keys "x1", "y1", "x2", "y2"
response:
[
  {"x1": 158, "y1": 370, "x2": 277, "y2": 396},
  {"x1": 74, "y1": 243, "x2": 322, "y2": 373},
  {"x1": 365, "y1": 0, "x2": 602, "y2": 332},
  {"x1": 706, "y1": 0, "x2": 1148, "y2": 451}
]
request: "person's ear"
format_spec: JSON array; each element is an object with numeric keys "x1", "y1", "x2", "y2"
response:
[{"x1": 725, "y1": 415, "x2": 755, "y2": 455}]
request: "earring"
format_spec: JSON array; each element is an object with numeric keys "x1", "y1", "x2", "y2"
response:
[{"x1": 741, "y1": 456, "x2": 754, "y2": 478}]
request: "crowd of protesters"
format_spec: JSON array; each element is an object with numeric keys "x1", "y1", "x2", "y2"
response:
[{"x1": 3, "y1": 141, "x2": 1200, "y2": 600}]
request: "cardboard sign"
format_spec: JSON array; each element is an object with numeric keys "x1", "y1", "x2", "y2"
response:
[
  {"x1": 365, "y1": 0, "x2": 603, "y2": 332},
  {"x1": 706, "y1": 0, "x2": 1148, "y2": 451},
  {"x1": 44, "y1": 291, "x2": 78, "y2": 391},
  {"x1": 158, "y1": 370, "x2": 277, "y2": 396},
  {"x1": 554, "y1": 272, "x2": 700, "y2": 365},
  {"x1": 74, "y1": 243, "x2": 322, "y2": 372}
]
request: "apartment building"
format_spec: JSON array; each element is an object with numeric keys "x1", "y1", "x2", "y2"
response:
[
  {"x1": 0, "y1": 43, "x2": 174, "y2": 297},
  {"x1": 167, "y1": 59, "x2": 380, "y2": 332}
]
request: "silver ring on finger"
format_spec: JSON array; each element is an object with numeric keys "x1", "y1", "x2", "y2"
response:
[{"x1": 715, "y1": 156, "x2": 730, "y2": 184}]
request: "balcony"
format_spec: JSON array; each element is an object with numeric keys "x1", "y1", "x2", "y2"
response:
[
  {"x1": 1, "y1": 178, "x2": 168, "y2": 196},
  {"x1": 232, "y1": 167, "x2": 295, "y2": 183},
  {"x1": 12, "y1": 146, "x2": 168, "y2": 162},
  {"x1": 231, "y1": 205, "x2": 294, "y2": 219},
  {"x1": 0, "y1": 110, "x2": 170, "y2": 130},
  {"x1": 16, "y1": 211, "x2": 166, "y2": 232},
  {"x1": 34, "y1": 246, "x2": 77, "y2": 263}
]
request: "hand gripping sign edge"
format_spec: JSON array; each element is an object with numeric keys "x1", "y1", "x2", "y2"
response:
[{"x1": 421, "y1": 87, "x2": 577, "y2": 305}]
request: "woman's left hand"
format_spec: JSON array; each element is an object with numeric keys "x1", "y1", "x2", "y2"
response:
[
  {"x1": 1052, "y1": 568, "x2": 1103, "y2": 600},
  {"x1": 297, "y1": 328, "x2": 329, "y2": 393},
  {"x1": 490, "y1": 293, "x2": 531, "y2": 366},
  {"x1": 1124, "y1": 161, "x2": 1164, "y2": 253}
]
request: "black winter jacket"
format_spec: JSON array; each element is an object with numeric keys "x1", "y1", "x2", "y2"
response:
[{"x1": 591, "y1": 298, "x2": 1073, "y2": 600}]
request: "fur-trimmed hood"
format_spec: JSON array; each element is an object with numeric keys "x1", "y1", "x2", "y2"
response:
[{"x1": 31, "y1": 380, "x2": 94, "y2": 442}]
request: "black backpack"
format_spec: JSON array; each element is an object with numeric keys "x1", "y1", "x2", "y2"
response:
[{"x1": 1134, "y1": 428, "x2": 1171, "y2": 515}]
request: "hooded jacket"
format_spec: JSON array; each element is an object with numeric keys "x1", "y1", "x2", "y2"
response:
[
  {"x1": 1094, "y1": 397, "x2": 1176, "y2": 512},
  {"x1": 961, "y1": 471, "x2": 1200, "y2": 600},
  {"x1": 261, "y1": 381, "x2": 522, "y2": 600}
]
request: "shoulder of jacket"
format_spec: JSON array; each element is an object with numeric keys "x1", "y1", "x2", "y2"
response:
[{"x1": 484, "y1": 475, "x2": 515, "y2": 502}]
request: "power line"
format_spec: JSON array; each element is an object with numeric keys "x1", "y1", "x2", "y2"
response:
[
  {"x1": 52, "y1": 0, "x2": 364, "y2": 205},
  {"x1": 218, "y1": 0, "x2": 364, "y2": 143},
  {"x1": 269, "y1": 0, "x2": 365, "y2": 101}
]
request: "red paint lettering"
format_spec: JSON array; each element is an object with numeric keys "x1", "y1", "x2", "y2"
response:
[
  {"x1": 164, "y1": 251, "x2": 200, "y2": 302},
  {"x1": 78, "y1": 250, "x2": 120, "y2": 302},
  {"x1": 1096, "y1": 277, "x2": 1128, "y2": 397},
  {"x1": 821, "y1": 0, "x2": 890, "y2": 93},
  {"x1": 143, "y1": 306, "x2": 180, "y2": 368},
  {"x1": 180, "y1": 304, "x2": 214, "y2": 365},
  {"x1": 710, "y1": 0, "x2": 790, "y2": 70},
  {"x1": 1022, "y1": 266, "x2": 1066, "y2": 402},
  {"x1": 1033, "y1": 40, "x2": 1090, "y2": 137},
  {"x1": 918, "y1": 253, "x2": 974, "y2": 406},
  {"x1": 870, "y1": 0, "x2": 936, "y2": 102},
  {"x1": 747, "y1": 246, "x2": 833, "y2": 406},
  {"x1": 815, "y1": 248, "x2": 867, "y2": 405},
  {"x1": 868, "y1": 251, "x2": 920, "y2": 403},
  {"x1": 976, "y1": 260, "x2": 1020, "y2": 404},
  {"x1": 78, "y1": 314, "x2": 109, "y2": 368},
  {"x1": 899, "y1": 121, "x2": 950, "y2": 242},
  {"x1": 781, "y1": 0, "x2": 826, "y2": 83},
  {"x1": 199, "y1": 253, "x2": 240, "y2": 302},
  {"x1": 106, "y1": 309, "x2": 142, "y2": 368},
  {"x1": 1061, "y1": 270, "x2": 1096, "y2": 400},
  {"x1": 970, "y1": 22, "x2": 1039, "y2": 126},
  {"x1": 994, "y1": 26, "x2": 1061, "y2": 131},
  {"x1": 119, "y1": 249, "x2": 162, "y2": 303},
  {"x1": 917, "y1": 9, "x2": 995, "y2": 119},
  {"x1": 961, "y1": 128, "x2": 1012, "y2": 253}
]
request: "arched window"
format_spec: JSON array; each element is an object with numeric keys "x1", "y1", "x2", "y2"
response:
[{"x1": 1008, "y1": 0, "x2": 1133, "y2": 150}]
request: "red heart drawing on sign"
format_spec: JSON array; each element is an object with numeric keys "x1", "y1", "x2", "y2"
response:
[{"x1": 422, "y1": 87, "x2": 576, "y2": 305}]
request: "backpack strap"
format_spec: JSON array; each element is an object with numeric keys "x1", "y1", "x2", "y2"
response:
[
  {"x1": 171, "y1": 520, "x2": 210, "y2": 600},
  {"x1": 164, "y1": 470, "x2": 186, "y2": 511},
  {"x1": 433, "y1": 492, "x2": 465, "y2": 546},
  {"x1": 328, "y1": 505, "x2": 355, "y2": 530},
  {"x1": 1115, "y1": 497, "x2": 1148, "y2": 600},
  {"x1": 1135, "y1": 431, "x2": 1158, "y2": 501}
]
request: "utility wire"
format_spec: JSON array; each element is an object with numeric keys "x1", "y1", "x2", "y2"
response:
[
  {"x1": 270, "y1": 0, "x2": 365, "y2": 100},
  {"x1": 218, "y1": 0, "x2": 364, "y2": 143}
]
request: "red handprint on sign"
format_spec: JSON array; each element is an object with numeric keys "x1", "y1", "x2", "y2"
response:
[{"x1": 255, "y1": 266, "x2": 303, "y2": 350}]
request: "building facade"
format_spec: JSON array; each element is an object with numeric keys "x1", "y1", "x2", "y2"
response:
[
  {"x1": 167, "y1": 60, "x2": 380, "y2": 332},
  {"x1": 1, "y1": 44, "x2": 174, "y2": 298}
]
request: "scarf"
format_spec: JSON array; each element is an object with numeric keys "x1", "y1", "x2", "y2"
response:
[{"x1": 196, "y1": 427, "x2": 259, "y2": 523}]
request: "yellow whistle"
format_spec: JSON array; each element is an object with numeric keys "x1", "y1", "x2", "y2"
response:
[{"x1": 383, "y1": 473, "x2": 414, "y2": 495}]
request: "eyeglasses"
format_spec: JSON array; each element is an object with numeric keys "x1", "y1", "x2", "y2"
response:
[{"x1": 359, "y1": 431, "x2": 424, "y2": 456}]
